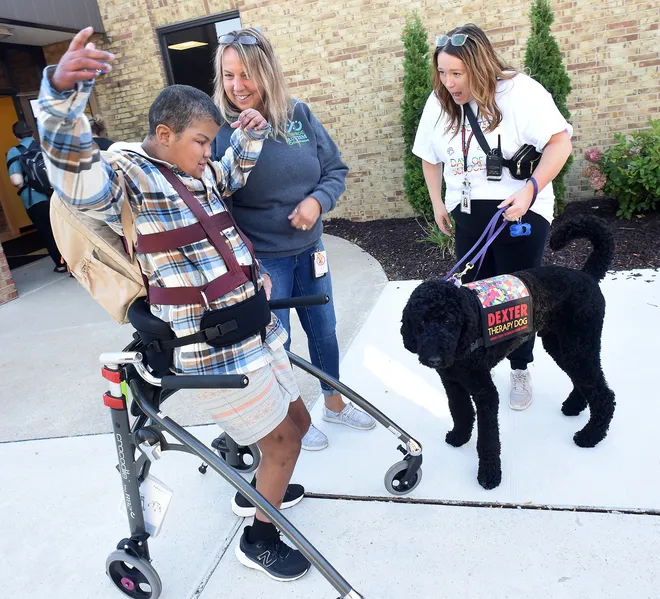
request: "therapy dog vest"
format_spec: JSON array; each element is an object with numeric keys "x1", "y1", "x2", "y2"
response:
[{"x1": 464, "y1": 274, "x2": 533, "y2": 348}]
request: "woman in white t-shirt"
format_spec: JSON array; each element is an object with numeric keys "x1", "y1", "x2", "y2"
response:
[{"x1": 413, "y1": 23, "x2": 573, "y2": 411}]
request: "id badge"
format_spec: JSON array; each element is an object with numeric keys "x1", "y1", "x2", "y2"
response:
[
  {"x1": 312, "y1": 250, "x2": 328, "y2": 279},
  {"x1": 460, "y1": 179, "x2": 472, "y2": 214}
]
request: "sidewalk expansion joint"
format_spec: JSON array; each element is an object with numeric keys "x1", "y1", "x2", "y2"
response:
[
  {"x1": 304, "y1": 492, "x2": 660, "y2": 517},
  {"x1": 187, "y1": 518, "x2": 243, "y2": 599}
]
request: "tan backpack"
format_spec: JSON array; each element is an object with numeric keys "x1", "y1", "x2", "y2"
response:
[{"x1": 49, "y1": 172, "x2": 146, "y2": 324}]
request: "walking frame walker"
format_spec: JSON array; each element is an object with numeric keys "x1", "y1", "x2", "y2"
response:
[{"x1": 101, "y1": 294, "x2": 423, "y2": 598}]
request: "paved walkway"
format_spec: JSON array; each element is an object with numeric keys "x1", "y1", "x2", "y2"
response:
[{"x1": 1, "y1": 237, "x2": 658, "y2": 599}]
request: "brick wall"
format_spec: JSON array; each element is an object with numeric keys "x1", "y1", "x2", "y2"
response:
[
  {"x1": 42, "y1": 0, "x2": 660, "y2": 221},
  {"x1": 0, "y1": 243, "x2": 17, "y2": 306}
]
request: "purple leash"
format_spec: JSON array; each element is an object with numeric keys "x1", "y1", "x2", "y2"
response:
[
  {"x1": 443, "y1": 207, "x2": 508, "y2": 285},
  {"x1": 444, "y1": 178, "x2": 539, "y2": 285}
]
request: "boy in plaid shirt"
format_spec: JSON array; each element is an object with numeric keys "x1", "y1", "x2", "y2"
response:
[{"x1": 39, "y1": 27, "x2": 312, "y2": 581}]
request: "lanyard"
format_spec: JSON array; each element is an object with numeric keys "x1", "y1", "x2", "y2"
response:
[{"x1": 461, "y1": 107, "x2": 477, "y2": 178}]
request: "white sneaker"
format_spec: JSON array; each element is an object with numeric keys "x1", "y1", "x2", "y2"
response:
[
  {"x1": 301, "y1": 424, "x2": 328, "y2": 451},
  {"x1": 322, "y1": 403, "x2": 376, "y2": 430},
  {"x1": 509, "y1": 369, "x2": 532, "y2": 410}
]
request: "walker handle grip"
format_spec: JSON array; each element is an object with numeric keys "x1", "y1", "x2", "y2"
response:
[
  {"x1": 160, "y1": 374, "x2": 248, "y2": 389},
  {"x1": 269, "y1": 295, "x2": 329, "y2": 310}
]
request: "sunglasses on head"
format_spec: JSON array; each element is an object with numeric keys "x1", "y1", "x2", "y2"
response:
[
  {"x1": 218, "y1": 33, "x2": 259, "y2": 46},
  {"x1": 436, "y1": 33, "x2": 469, "y2": 48}
]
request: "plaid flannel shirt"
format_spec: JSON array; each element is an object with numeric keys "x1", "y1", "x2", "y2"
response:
[{"x1": 37, "y1": 68, "x2": 287, "y2": 375}]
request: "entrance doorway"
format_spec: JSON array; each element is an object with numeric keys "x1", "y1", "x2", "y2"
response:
[
  {"x1": 158, "y1": 13, "x2": 242, "y2": 97},
  {"x1": 0, "y1": 94, "x2": 31, "y2": 240}
]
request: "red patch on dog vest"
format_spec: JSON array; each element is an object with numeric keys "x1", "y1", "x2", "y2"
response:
[{"x1": 464, "y1": 275, "x2": 533, "y2": 347}]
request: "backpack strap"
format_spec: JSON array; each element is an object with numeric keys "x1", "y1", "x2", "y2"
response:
[
  {"x1": 118, "y1": 171, "x2": 137, "y2": 261},
  {"x1": 6, "y1": 145, "x2": 26, "y2": 169},
  {"x1": 7, "y1": 146, "x2": 28, "y2": 198}
]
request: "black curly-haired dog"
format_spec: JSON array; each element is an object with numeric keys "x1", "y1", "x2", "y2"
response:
[{"x1": 401, "y1": 215, "x2": 616, "y2": 490}]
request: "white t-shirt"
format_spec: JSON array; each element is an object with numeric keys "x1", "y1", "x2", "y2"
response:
[{"x1": 412, "y1": 73, "x2": 573, "y2": 223}]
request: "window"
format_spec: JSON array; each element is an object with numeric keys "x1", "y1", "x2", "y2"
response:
[{"x1": 158, "y1": 13, "x2": 242, "y2": 97}]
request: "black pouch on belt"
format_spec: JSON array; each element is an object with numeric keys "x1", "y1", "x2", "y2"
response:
[{"x1": 199, "y1": 286, "x2": 271, "y2": 348}]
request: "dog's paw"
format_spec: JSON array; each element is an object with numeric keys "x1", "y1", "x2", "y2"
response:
[
  {"x1": 477, "y1": 464, "x2": 502, "y2": 490},
  {"x1": 562, "y1": 392, "x2": 587, "y2": 416},
  {"x1": 562, "y1": 402, "x2": 586, "y2": 417},
  {"x1": 446, "y1": 429, "x2": 471, "y2": 447},
  {"x1": 573, "y1": 427, "x2": 605, "y2": 448}
]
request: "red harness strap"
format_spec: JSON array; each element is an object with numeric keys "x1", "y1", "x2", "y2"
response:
[
  {"x1": 129, "y1": 164, "x2": 259, "y2": 306},
  {"x1": 136, "y1": 212, "x2": 234, "y2": 253}
]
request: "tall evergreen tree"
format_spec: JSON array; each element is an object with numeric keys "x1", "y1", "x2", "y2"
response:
[
  {"x1": 401, "y1": 12, "x2": 434, "y2": 219},
  {"x1": 524, "y1": 0, "x2": 574, "y2": 214}
]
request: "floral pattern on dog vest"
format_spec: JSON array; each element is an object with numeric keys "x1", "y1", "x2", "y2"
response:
[{"x1": 464, "y1": 275, "x2": 533, "y2": 346}]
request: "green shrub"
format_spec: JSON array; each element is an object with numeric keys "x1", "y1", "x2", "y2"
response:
[
  {"x1": 524, "y1": 0, "x2": 573, "y2": 215},
  {"x1": 401, "y1": 12, "x2": 434, "y2": 220},
  {"x1": 599, "y1": 120, "x2": 660, "y2": 219}
]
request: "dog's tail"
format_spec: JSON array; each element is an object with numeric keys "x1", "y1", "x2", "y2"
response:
[{"x1": 549, "y1": 215, "x2": 614, "y2": 281}]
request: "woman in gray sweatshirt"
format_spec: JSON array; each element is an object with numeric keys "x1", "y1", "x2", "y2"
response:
[{"x1": 212, "y1": 27, "x2": 376, "y2": 451}]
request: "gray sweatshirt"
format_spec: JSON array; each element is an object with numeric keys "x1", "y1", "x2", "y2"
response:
[{"x1": 212, "y1": 101, "x2": 348, "y2": 258}]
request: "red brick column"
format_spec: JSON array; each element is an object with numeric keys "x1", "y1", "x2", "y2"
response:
[{"x1": 0, "y1": 243, "x2": 18, "y2": 306}]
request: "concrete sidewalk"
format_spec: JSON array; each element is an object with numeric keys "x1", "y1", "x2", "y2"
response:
[
  {"x1": 1, "y1": 237, "x2": 658, "y2": 599},
  {"x1": 0, "y1": 234, "x2": 386, "y2": 442}
]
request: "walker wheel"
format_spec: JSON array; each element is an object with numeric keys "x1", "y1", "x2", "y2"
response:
[
  {"x1": 106, "y1": 550, "x2": 162, "y2": 598},
  {"x1": 384, "y1": 460, "x2": 423, "y2": 496},
  {"x1": 213, "y1": 433, "x2": 261, "y2": 473},
  {"x1": 235, "y1": 444, "x2": 260, "y2": 473},
  {"x1": 218, "y1": 444, "x2": 261, "y2": 473}
]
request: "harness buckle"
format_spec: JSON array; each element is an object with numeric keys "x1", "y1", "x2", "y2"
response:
[{"x1": 205, "y1": 319, "x2": 239, "y2": 342}]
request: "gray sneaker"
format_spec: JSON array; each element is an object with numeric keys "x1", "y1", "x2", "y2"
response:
[
  {"x1": 509, "y1": 369, "x2": 533, "y2": 410},
  {"x1": 301, "y1": 424, "x2": 328, "y2": 451},
  {"x1": 322, "y1": 403, "x2": 376, "y2": 430}
]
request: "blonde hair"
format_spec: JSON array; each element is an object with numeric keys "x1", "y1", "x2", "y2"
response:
[
  {"x1": 213, "y1": 27, "x2": 291, "y2": 139},
  {"x1": 433, "y1": 23, "x2": 517, "y2": 135}
]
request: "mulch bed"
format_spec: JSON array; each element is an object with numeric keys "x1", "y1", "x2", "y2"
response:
[{"x1": 325, "y1": 198, "x2": 660, "y2": 281}]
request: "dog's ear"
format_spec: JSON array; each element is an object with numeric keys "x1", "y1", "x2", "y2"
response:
[
  {"x1": 400, "y1": 311, "x2": 417, "y2": 354},
  {"x1": 456, "y1": 287, "x2": 481, "y2": 354}
]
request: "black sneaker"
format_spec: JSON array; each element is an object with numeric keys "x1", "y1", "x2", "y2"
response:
[
  {"x1": 235, "y1": 526, "x2": 311, "y2": 581},
  {"x1": 232, "y1": 482, "x2": 305, "y2": 517}
]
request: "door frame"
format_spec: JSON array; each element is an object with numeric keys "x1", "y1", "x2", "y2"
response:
[{"x1": 157, "y1": 10, "x2": 240, "y2": 86}]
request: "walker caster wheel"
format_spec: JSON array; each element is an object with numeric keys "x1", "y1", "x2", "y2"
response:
[
  {"x1": 212, "y1": 433, "x2": 261, "y2": 473},
  {"x1": 384, "y1": 460, "x2": 423, "y2": 496},
  {"x1": 106, "y1": 550, "x2": 162, "y2": 598},
  {"x1": 198, "y1": 464, "x2": 208, "y2": 474}
]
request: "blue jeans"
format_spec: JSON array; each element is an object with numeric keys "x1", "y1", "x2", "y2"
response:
[{"x1": 259, "y1": 240, "x2": 340, "y2": 396}]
